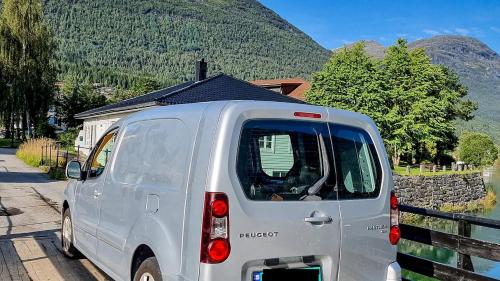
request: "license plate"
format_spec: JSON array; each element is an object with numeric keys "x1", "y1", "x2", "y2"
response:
[{"x1": 252, "y1": 266, "x2": 322, "y2": 281}]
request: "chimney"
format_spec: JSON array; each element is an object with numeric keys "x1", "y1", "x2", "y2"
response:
[{"x1": 195, "y1": 59, "x2": 207, "y2": 81}]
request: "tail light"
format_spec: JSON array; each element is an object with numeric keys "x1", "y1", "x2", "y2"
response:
[
  {"x1": 389, "y1": 191, "x2": 400, "y2": 245},
  {"x1": 294, "y1": 112, "x2": 321, "y2": 119},
  {"x1": 200, "y1": 192, "x2": 231, "y2": 263}
]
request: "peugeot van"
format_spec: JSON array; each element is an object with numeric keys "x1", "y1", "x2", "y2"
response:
[{"x1": 62, "y1": 100, "x2": 401, "y2": 281}]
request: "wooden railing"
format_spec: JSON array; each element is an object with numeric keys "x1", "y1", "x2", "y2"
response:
[{"x1": 398, "y1": 204, "x2": 500, "y2": 281}]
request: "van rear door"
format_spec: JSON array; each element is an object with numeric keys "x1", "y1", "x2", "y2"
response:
[
  {"x1": 199, "y1": 107, "x2": 341, "y2": 281},
  {"x1": 327, "y1": 111, "x2": 396, "y2": 281}
]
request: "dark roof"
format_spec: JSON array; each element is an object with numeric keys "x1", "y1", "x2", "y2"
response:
[{"x1": 75, "y1": 74, "x2": 304, "y2": 119}]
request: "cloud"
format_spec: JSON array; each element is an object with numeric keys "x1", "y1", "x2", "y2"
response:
[
  {"x1": 422, "y1": 27, "x2": 482, "y2": 37},
  {"x1": 423, "y1": 29, "x2": 440, "y2": 36},
  {"x1": 491, "y1": 27, "x2": 500, "y2": 33},
  {"x1": 454, "y1": 28, "x2": 470, "y2": 36}
]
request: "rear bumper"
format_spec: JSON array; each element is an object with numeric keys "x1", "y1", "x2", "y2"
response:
[{"x1": 386, "y1": 262, "x2": 402, "y2": 281}]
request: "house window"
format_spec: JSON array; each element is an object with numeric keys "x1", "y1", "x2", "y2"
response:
[{"x1": 258, "y1": 136, "x2": 274, "y2": 152}]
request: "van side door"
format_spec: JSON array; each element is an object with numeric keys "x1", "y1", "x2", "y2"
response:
[
  {"x1": 329, "y1": 122, "x2": 395, "y2": 281},
  {"x1": 73, "y1": 129, "x2": 117, "y2": 259},
  {"x1": 97, "y1": 118, "x2": 194, "y2": 279}
]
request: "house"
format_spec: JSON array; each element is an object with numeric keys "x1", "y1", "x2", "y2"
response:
[
  {"x1": 251, "y1": 78, "x2": 311, "y2": 101},
  {"x1": 74, "y1": 61, "x2": 303, "y2": 156}
]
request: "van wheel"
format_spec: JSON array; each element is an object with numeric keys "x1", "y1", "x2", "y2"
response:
[
  {"x1": 133, "y1": 257, "x2": 162, "y2": 281},
  {"x1": 61, "y1": 208, "x2": 80, "y2": 258}
]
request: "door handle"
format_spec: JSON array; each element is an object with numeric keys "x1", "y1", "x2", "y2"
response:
[
  {"x1": 304, "y1": 216, "x2": 333, "y2": 224},
  {"x1": 93, "y1": 190, "x2": 102, "y2": 198}
]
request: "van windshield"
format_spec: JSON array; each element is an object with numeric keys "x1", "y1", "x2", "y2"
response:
[{"x1": 236, "y1": 120, "x2": 336, "y2": 201}]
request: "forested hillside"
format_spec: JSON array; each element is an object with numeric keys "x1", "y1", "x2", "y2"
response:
[
  {"x1": 40, "y1": 0, "x2": 330, "y2": 87},
  {"x1": 408, "y1": 36, "x2": 500, "y2": 143}
]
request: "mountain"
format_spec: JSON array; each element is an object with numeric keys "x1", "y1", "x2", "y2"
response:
[
  {"x1": 408, "y1": 36, "x2": 500, "y2": 143},
  {"x1": 358, "y1": 36, "x2": 500, "y2": 143},
  {"x1": 40, "y1": 0, "x2": 331, "y2": 87}
]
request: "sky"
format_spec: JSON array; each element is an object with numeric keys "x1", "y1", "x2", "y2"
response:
[{"x1": 258, "y1": 0, "x2": 500, "y2": 53}]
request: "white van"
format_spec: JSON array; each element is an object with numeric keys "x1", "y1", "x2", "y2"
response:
[{"x1": 63, "y1": 100, "x2": 401, "y2": 281}]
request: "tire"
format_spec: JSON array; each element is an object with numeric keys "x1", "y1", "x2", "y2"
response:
[
  {"x1": 133, "y1": 257, "x2": 162, "y2": 281},
  {"x1": 61, "y1": 208, "x2": 80, "y2": 258}
]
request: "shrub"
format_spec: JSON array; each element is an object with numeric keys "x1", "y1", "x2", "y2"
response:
[
  {"x1": 16, "y1": 138, "x2": 57, "y2": 167},
  {"x1": 458, "y1": 132, "x2": 498, "y2": 167},
  {"x1": 58, "y1": 128, "x2": 79, "y2": 148}
]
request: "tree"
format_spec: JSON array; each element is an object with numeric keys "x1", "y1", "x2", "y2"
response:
[
  {"x1": 108, "y1": 76, "x2": 161, "y2": 103},
  {"x1": 306, "y1": 39, "x2": 477, "y2": 165},
  {"x1": 57, "y1": 75, "x2": 107, "y2": 128},
  {"x1": 458, "y1": 132, "x2": 498, "y2": 167},
  {"x1": 0, "y1": 0, "x2": 57, "y2": 138}
]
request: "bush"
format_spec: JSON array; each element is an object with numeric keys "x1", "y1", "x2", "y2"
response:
[
  {"x1": 16, "y1": 138, "x2": 57, "y2": 167},
  {"x1": 458, "y1": 132, "x2": 498, "y2": 167},
  {"x1": 58, "y1": 128, "x2": 79, "y2": 148}
]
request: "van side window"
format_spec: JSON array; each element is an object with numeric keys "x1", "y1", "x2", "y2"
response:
[
  {"x1": 237, "y1": 120, "x2": 336, "y2": 201},
  {"x1": 331, "y1": 125, "x2": 381, "y2": 199},
  {"x1": 87, "y1": 130, "x2": 117, "y2": 178},
  {"x1": 111, "y1": 119, "x2": 189, "y2": 188}
]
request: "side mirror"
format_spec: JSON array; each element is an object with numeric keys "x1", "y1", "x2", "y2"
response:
[{"x1": 66, "y1": 160, "x2": 82, "y2": 180}]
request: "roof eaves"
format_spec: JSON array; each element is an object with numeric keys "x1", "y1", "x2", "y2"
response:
[{"x1": 74, "y1": 101, "x2": 158, "y2": 119}]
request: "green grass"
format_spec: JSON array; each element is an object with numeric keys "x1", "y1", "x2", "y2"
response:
[
  {"x1": 393, "y1": 165, "x2": 480, "y2": 176},
  {"x1": 0, "y1": 138, "x2": 21, "y2": 148}
]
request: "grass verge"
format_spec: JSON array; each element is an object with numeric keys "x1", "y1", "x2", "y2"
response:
[{"x1": 0, "y1": 138, "x2": 21, "y2": 148}]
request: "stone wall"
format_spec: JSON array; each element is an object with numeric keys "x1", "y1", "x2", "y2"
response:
[{"x1": 393, "y1": 173, "x2": 486, "y2": 209}]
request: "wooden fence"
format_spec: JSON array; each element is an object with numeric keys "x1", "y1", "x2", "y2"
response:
[{"x1": 398, "y1": 205, "x2": 500, "y2": 281}]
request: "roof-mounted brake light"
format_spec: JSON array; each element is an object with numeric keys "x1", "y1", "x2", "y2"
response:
[{"x1": 294, "y1": 112, "x2": 321, "y2": 119}]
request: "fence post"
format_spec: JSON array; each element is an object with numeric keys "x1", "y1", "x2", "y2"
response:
[
  {"x1": 457, "y1": 219, "x2": 474, "y2": 271},
  {"x1": 41, "y1": 146, "x2": 44, "y2": 165},
  {"x1": 77, "y1": 145, "x2": 80, "y2": 162},
  {"x1": 45, "y1": 145, "x2": 48, "y2": 165},
  {"x1": 49, "y1": 145, "x2": 52, "y2": 167},
  {"x1": 65, "y1": 148, "x2": 69, "y2": 167},
  {"x1": 55, "y1": 144, "x2": 60, "y2": 169}
]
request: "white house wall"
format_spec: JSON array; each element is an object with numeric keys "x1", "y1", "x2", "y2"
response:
[{"x1": 78, "y1": 112, "x2": 133, "y2": 155}]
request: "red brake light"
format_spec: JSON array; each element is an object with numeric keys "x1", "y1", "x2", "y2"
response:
[
  {"x1": 212, "y1": 199, "x2": 228, "y2": 217},
  {"x1": 294, "y1": 112, "x2": 321, "y2": 119},
  {"x1": 390, "y1": 192, "x2": 398, "y2": 209},
  {"x1": 389, "y1": 226, "x2": 401, "y2": 245},
  {"x1": 201, "y1": 192, "x2": 230, "y2": 263},
  {"x1": 207, "y1": 239, "x2": 230, "y2": 263},
  {"x1": 389, "y1": 191, "x2": 400, "y2": 245}
]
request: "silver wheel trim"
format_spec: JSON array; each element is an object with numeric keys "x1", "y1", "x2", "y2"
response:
[
  {"x1": 140, "y1": 273, "x2": 155, "y2": 281},
  {"x1": 62, "y1": 215, "x2": 72, "y2": 251}
]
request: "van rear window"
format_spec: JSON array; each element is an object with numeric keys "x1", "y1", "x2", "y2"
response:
[
  {"x1": 236, "y1": 120, "x2": 336, "y2": 201},
  {"x1": 236, "y1": 120, "x2": 382, "y2": 201},
  {"x1": 330, "y1": 124, "x2": 382, "y2": 199}
]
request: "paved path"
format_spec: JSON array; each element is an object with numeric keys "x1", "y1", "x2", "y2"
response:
[{"x1": 0, "y1": 148, "x2": 111, "y2": 281}]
